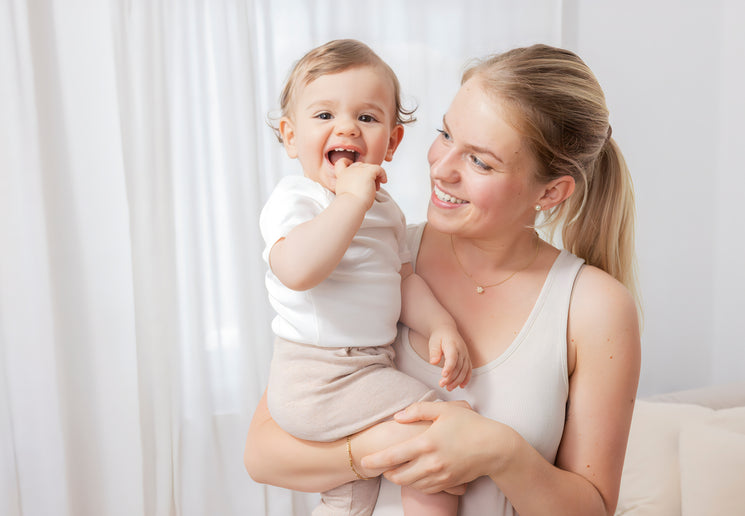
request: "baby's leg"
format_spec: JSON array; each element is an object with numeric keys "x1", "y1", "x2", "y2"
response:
[
  {"x1": 314, "y1": 477, "x2": 380, "y2": 516},
  {"x1": 401, "y1": 487, "x2": 458, "y2": 516}
]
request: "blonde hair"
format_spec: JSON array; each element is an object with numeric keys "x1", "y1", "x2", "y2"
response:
[
  {"x1": 463, "y1": 44, "x2": 639, "y2": 306},
  {"x1": 272, "y1": 39, "x2": 416, "y2": 142}
]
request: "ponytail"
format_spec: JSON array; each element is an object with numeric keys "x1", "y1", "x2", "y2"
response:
[{"x1": 558, "y1": 137, "x2": 640, "y2": 307}]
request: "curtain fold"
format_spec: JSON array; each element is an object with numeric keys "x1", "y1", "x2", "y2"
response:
[
  {"x1": 113, "y1": 1, "x2": 280, "y2": 514},
  {"x1": 1, "y1": 1, "x2": 557, "y2": 515},
  {"x1": 1, "y1": 1, "x2": 144, "y2": 515}
]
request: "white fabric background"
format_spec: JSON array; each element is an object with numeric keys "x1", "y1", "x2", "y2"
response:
[{"x1": 0, "y1": 1, "x2": 743, "y2": 515}]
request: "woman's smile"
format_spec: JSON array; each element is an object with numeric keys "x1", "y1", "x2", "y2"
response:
[{"x1": 432, "y1": 185, "x2": 468, "y2": 205}]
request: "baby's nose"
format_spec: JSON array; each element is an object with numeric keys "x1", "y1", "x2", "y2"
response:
[{"x1": 335, "y1": 116, "x2": 360, "y2": 136}]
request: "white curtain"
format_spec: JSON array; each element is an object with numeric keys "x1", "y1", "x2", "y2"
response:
[{"x1": 0, "y1": 1, "x2": 557, "y2": 515}]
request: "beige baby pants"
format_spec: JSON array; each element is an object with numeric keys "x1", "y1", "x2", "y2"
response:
[{"x1": 267, "y1": 337, "x2": 438, "y2": 516}]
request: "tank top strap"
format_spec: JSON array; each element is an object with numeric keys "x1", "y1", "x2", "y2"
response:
[
  {"x1": 540, "y1": 250, "x2": 585, "y2": 335},
  {"x1": 406, "y1": 223, "x2": 426, "y2": 272},
  {"x1": 542, "y1": 250, "x2": 585, "y2": 322}
]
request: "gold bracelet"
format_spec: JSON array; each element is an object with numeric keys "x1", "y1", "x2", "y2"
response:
[{"x1": 346, "y1": 436, "x2": 371, "y2": 480}]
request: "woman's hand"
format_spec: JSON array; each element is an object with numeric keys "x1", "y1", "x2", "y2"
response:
[{"x1": 360, "y1": 400, "x2": 512, "y2": 494}]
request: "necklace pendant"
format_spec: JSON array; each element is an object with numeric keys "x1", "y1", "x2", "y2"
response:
[{"x1": 475, "y1": 286, "x2": 485, "y2": 294}]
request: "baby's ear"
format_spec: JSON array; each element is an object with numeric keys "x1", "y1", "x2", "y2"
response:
[
  {"x1": 384, "y1": 124, "x2": 405, "y2": 162},
  {"x1": 279, "y1": 117, "x2": 298, "y2": 158}
]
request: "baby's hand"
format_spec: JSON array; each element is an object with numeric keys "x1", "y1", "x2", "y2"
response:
[
  {"x1": 428, "y1": 326, "x2": 472, "y2": 391},
  {"x1": 334, "y1": 158, "x2": 387, "y2": 211}
]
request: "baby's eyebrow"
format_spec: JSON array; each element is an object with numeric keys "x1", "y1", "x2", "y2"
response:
[
  {"x1": 357, "y1": 101, "x2": 386, "y2": 113},
  {"x1": 302, "y1": 100, "x2": 387, "y2": 117},
  {"x1": 305, "y1": 100, "x2": 336, "y2": 110}
]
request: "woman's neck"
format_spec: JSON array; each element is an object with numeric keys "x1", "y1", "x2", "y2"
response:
[{"x1": 448, "y1": 228, "x2": 541, "y2": 276}]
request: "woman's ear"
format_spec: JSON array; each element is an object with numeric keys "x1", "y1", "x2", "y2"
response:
[
  {"x1": 384, "y1": 125, "x2": 405, "y2": 162},
  {"x1": 538, "y1": 175, "x2": 575, "y2": 209},
  {"x1": 279, "y1": 117, "x2": 298, "y2": 159}
]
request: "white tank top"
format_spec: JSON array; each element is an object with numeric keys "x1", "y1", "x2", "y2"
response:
[{"x1": 373, "y1": 224, "x2": 585, "y2": 516}]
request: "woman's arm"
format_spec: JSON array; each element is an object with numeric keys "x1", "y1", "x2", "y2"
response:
[
  {"x1": 244, "y1": 390, "x2": 432, "y2": 492},
  {"x1": 362, "y1": 266, "x2": 640, "y2": 516},
  {"x1": 545, "y1": 266, "x2": 640, "y2": 514},
  {"x1": 244, "y1": 391, "x2": 353, "y2": 492},
  {"x1": 495, "y1": 267, "x2": 640, "y2": 515}
]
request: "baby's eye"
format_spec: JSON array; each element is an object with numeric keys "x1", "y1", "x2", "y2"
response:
[
  {"x1": 315, "y1": 112, "x2": 333, "y2": 120},
  {"x1": 436, "y1": 128, "x2": 451, "y2": 141},
  {"x1": 358, "y1": 114, "x2": 377, "y2": 123},
  {"x1": 470, "y1": 154, "x2": 492, "y2": 171}
]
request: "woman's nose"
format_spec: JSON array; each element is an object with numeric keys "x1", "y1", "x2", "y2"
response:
[{"x1": 429, "y1": 144, "x2": 460, "y2": 181}]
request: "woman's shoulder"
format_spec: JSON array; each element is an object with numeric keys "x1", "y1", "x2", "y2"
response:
[
  {"x1": 566, "y1": 263, "x2": 640, "y2": 381},
  {"x1": 572, "y1": 265, "x2": 637, "y2": 320},
  {"x1": 574, "y1": 264, "x2": 635, "y2": 307},
  {"x1": 569, "y1": 264, "x2": 639, "y2": 349}
]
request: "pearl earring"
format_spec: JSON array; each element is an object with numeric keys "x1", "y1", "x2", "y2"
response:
[{"x1": 535, "y1": 204, "x2": 542, "y2": 212}]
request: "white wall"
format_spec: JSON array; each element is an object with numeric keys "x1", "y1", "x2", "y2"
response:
[{"x1": 566, "y1": 0, "x2": 745, "y2": 395}]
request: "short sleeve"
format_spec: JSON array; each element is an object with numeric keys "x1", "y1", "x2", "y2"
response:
[
  {"x1": 259, "y1": 176, "x2": 329, "y2": 263},
  {"x1": 375, "y1": 188, "x2": 411, "y2": 266}
]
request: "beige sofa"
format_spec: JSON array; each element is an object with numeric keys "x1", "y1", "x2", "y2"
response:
[{"x1": 615, "y1": 382, "x2": 745, "y2": 515}]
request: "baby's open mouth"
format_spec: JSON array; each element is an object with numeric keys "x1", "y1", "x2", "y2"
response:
[{"x1": 328, "y1": 148, "x2": 359, "y2": 165}]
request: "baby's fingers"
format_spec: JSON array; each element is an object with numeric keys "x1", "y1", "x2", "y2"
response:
[
  {"x1": 442, "y1": 353, "x2": 471, "y2": 391},
  {"x1": 440, "y1": 340, "x2": 459, "y2": 370},
  {"x1": 428, "y1": 340, "x2": 443, "y2": 366},
  {"x1": 333, "y1": 157, "x2": 353, "y2": 172},
  {"x1": 375, "y1": 168, "x2": 388, "y2": 188},
  {"x1": 452, "y1": 357, "x2": 472, "y2": 389},
  {"x1": 437, "y1": 342, "x2": 461, "y2": 387},
  {"x1": 459, "y1": 364, "x2": 472, "y2": 388}
]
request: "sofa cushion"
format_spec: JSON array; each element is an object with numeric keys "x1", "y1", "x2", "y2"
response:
[
  {"x1": 615, "y1": 400, "x2": 714, "y2": 515},
  {"x1": 646, "y1": 382, "x2": 745, "y2": 410},
  {"x1": 678, "y1": 407, "x2": 745, "y2": 516}
]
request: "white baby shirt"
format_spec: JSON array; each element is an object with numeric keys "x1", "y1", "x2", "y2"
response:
[{"x1": 259, "y1": 175, "x2": 411, "y2": 348}]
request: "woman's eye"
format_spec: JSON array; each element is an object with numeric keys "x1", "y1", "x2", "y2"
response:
[
  {"x1": 436, "y1": 128, "x2": 451, "y2": 141},
  {"x1": 358, "y1": 114, "x2": 377, "y2": 123},
  {"x1": 470, "y1": 155, "x2": 492, "y2": 171},
  {"x1": 316, "y1": 112, "x2": 332, "y2": 120}
]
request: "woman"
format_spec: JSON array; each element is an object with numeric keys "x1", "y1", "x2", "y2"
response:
[{"x1": 245, "y1": 44, "x2": 641, "y2": 516}]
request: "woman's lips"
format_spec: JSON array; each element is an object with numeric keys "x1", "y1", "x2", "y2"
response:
[{"x1": 433, "y1": 185, "x2": 467, "y2": 204}]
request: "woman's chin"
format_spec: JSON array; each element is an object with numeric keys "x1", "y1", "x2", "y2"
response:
[{"x1": 426, "y1": 203, "x2": 463, "y2": 232}]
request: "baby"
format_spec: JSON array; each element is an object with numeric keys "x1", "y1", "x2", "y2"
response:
[{"x1": 260, "y1": 39, "x2": 471, "y2": 516}]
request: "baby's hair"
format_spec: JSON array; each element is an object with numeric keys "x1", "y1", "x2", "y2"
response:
[{"x1": 270, "y1": 39, "x2": 416, "y2": 142}]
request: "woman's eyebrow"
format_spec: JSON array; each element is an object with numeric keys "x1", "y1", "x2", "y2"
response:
[{"x1": 443, "y1": 115, "x2": 505, "y2": 164}]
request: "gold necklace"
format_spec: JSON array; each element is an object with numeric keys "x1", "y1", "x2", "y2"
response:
[{"x1": 450, "y1": 233, "x2": 541, "y2": 294}]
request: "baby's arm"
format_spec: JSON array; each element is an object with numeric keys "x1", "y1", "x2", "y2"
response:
[
  {"x1": 400, "y1": 264, "x2": 472, "y2": 390},
  {"x1": 270, "y1": 159, "x2": 385, "y2": 291}
]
